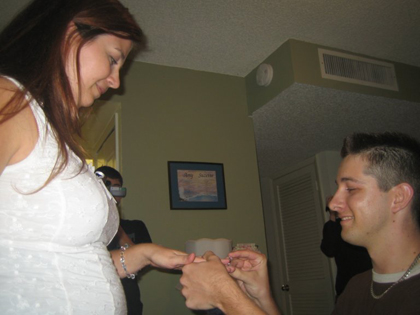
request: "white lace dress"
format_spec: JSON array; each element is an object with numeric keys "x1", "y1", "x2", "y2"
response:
[{"x1": 0, "y1": 78, "x2": 126, "y2": 314}]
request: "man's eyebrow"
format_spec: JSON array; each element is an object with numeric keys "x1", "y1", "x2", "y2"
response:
[{"x1": 335, "y1": 177, "x2": 365, "y2": 184}]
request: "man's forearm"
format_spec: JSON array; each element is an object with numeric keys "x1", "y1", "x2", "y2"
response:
[
  {"x1": 253, "y1": 294, "x2": 281, "y2": 315},
  {"x1": 217, "y1": 284, "x2": 267, "y2": 315}
]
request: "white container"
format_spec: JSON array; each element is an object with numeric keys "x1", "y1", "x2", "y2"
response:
[{"x1": 185, "y1": 238, "x2": 232, "y2": 258}]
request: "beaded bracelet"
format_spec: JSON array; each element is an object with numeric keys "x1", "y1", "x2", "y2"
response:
[{"x1": 120, "y1": 244, "x2": 136, "y2": 279}]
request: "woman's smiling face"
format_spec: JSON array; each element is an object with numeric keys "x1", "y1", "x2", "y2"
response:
[{"x1": 66, "y1": 32, "x2": 133, "y2": 108}]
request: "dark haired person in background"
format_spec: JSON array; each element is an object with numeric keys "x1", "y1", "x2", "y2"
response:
[
  {"x1": 96, "y1": 165, "x2": 152, "y2": 315},
  {"x1": 321, "y1": 196, "x2": 372, "y2": 300}
]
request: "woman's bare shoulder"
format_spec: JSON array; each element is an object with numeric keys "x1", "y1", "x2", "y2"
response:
[
  {"x1": 0, "y1": 76, "x2": 38, "y2": 173},
  {"x1": 0, "y1": 76, "x2": 19, "y2": 111},
  {"x1": 0, "y1": 76, "x2": 19, "y2": 91}
]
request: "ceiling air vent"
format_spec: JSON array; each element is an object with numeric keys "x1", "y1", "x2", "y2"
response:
[{"x1": 318, "y1": 48, "x2": 398, "y2": 91}]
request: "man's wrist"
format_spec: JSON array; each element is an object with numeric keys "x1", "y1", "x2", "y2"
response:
[{"x1": 216, "y1": 279, "x2": 266, "y2": 314}]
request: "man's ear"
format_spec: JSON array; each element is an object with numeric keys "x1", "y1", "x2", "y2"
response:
[{"x1": 391, "y1": 183, "x2": 414, "y2": 214}]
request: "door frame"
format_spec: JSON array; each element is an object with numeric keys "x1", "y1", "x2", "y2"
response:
[
  {"x1": 261, "y1": 154, "x2": 338, "y2": 314},
  {"x1": 80, "y1": 101, "x2": 122, "y2": 171}
]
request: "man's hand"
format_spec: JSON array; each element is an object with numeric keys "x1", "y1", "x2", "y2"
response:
[
  {"x1": 228, "y1": 250, "x2": 270, "y2": 300},
  {"x1": 180, "y1": 251, "x2": 237, "y2": 310},
  {"x1": 228, "y1": 250, "x2": 281, "y2": 315}
]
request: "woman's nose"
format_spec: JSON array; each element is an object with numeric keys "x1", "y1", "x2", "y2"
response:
[{"x1": 107, "y1": 70, "x2": 120, "y2": 89}]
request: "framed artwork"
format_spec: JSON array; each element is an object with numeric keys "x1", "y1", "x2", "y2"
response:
[{"x1": 168, "y1": 161, "x2": 227, "y2": 210}]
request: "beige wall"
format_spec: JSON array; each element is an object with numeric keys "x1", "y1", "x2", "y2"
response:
[
  {"x1": 246, "y1": 39, "x2": 420, "y2": 114},
  {"x1": 106, "y1": 61, "x2": 267, "y2": 314}
]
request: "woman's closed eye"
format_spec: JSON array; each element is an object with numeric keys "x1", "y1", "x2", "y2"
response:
[{"x1": 110, "y1": 56, "x2": 117, "y2": 66}]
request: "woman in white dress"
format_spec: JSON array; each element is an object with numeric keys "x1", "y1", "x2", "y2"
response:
[{"x1": 0, "y1": 0, "x2": 197, "y2": 313}]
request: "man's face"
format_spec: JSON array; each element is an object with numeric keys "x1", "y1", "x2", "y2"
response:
[
  {"x1": 329, "y1": 154, "x2": 392, "y2": 248},
  {"x1": 106, "y1": 177, "x2": 123, "y2": 205}
]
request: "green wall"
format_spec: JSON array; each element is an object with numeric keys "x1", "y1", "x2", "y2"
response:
[{"x1": 107, "y1": 62, "x2": 267, "y2": 314}]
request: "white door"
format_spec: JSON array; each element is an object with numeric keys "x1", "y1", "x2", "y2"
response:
[
  {"x1": 79, "y1": 101, "x2": 122, "y2": 170},
  {"x1": 96, "y1": 127, "x2": 117, "y2": 169},
  {"x1": 273, "y1": 163, "x2": 334, "y2": 315}
]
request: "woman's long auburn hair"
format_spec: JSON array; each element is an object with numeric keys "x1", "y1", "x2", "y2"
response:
[{"x1": 0, "y1": 0, "x2": 146, "y2": 186}]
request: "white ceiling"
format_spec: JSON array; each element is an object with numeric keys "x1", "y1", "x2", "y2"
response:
[
  {"x1": 125, "y1": 0, "x2": 420, "y2": 76},
  {"x1": 2, "y1": 0, "x2": 420, "y2": 177}
]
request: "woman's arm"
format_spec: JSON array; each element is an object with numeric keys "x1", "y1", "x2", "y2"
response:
[
  {"x1": 110, "y1": 243, "x2": 196, "y2": 278},
  {"x1": 116, "y1": 225, "x2": 135, "y2": 247}
]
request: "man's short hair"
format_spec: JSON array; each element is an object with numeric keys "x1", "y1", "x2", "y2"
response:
[
  {"x1": 95, "y1": 166, "x2": 123, "y2": 185},
  {"x1": 341, "y1": 132, "x2": 420, "y2": 228}
]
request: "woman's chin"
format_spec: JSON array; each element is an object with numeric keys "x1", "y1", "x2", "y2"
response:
[{"x1": 78, "y1": 98, "x2": 96, "y2": 108}]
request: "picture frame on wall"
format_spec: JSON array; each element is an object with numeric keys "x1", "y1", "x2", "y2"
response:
[{"x1": 168, "y1": 161, "x2": 227, "y2": 210}]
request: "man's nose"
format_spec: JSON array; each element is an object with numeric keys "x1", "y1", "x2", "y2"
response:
[{"x1": 329, "y1": 191, "x2": 342, "y2": 212}]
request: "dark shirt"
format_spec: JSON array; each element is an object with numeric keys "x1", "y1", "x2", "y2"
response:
[
  {"x1": 320, "y1": 219, "x2": 372, "y2": 297},
  {"x1": 332, "y1": 270, "x2": 420, "y2": 314},
  {"x1": 108, "y1": 219, "x2": 152, "y2": 315}
]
